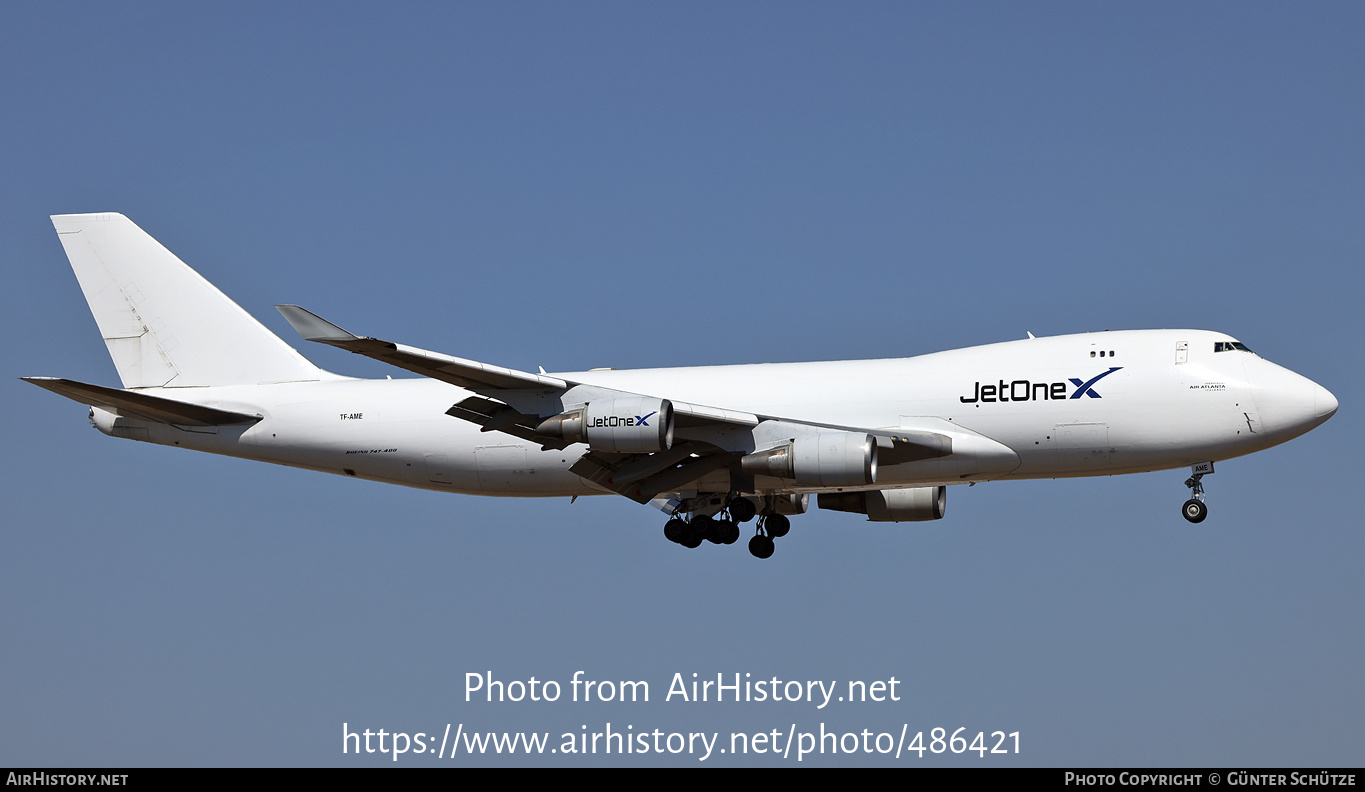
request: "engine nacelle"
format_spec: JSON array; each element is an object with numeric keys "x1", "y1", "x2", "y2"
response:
[
  {"x1": 536, "y1": 397, "x2": 674, "y2": 453},
  {"x1": 769, "y1": 493, "x2": 809, "y2": 516},
  {"x1": 818, "y1": 486, "x2": 946, "y2": 522},
  {"x1": 741, "y1": 432, "x2": 878, "y2": 487}
]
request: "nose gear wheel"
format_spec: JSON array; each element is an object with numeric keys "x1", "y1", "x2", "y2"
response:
[{"x1": 1182, "y1": 471, "x2": 1209, "y2": 523}]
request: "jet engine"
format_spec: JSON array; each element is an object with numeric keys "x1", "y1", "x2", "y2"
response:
[
  {"x1": 740, "y1": 432, "x2": 878, "y2": 487},
  {"x1": 818, "y1": 486, "x2": 946, "y2": 522},
  {"x1": 536, "y1": 397, "x2": 674, "y2": 453}
]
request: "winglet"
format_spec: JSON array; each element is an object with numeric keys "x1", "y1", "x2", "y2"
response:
[{"x1": 275, "y1": 305, "x2": 360, "y2": 342}]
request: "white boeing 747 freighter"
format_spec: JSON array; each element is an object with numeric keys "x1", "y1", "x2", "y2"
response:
[{"x1": 25, "y1": 214, "x2": 1338, "y2": 558}]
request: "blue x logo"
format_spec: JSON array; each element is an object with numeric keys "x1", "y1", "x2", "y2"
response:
[
  {"x1": 635, "y1": 411, "x2": 657, "y2": 426},
  {"x1": 1069, "y1": 367, "x2": 1123, "y2": 399}
]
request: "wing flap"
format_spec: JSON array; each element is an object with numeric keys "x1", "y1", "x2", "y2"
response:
[
  {"x1": 570, "y1": 449, "x2": 729, "y2": 504},
  {"x1": 445, "y1": 396, "x2": 573, "y2": 449}
]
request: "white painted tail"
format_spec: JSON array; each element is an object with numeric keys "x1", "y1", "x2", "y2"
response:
[{"x1": 51, "y1": 213, "x2": 327, "y2": 388}]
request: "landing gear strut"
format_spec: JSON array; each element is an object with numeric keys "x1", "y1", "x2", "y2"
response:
[{"x1": 1182, "y1": 463, "x2": 1212, "y2": 523}]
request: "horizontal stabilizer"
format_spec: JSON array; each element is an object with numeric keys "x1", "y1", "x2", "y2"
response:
[{"x1": 22, "y1": 377, "x2": 261, "y2": 427}]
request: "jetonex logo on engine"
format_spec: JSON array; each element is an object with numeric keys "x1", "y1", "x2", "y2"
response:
[
  {"x1": 960, "y1": 367, "x2": 1122, "y2": 403},
  {"x1": 588, "y1": 410, "x2": 657, "y2": 428}
]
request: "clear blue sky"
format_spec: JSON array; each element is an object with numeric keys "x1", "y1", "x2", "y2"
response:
[{"x1": 2, "y1": 2, "x2": 1361, "y2": 766}]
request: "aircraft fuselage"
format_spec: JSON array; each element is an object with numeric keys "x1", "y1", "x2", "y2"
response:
[{"x1": 89, "y1": 328, "x2": 1335, "y2": 498}]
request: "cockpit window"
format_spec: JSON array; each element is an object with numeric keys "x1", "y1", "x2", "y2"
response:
[{"x1": 1214, "y1": 341, "x2": 1253, "y2": 353}]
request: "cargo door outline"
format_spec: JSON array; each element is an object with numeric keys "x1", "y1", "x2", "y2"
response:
[
  {"x1": 475, "y1": 445, "x2": 531, "y2": 491},
  {"x1": 1053, "y1": 422, "x2": 1111, "y2": 468}
]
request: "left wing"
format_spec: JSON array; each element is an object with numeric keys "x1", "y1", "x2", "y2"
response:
[
  {"x1": 276, "y1": 305, "x2": 950, "y2": 504},
  {"x1": 275, "y1": 304, "x2": 762, "y2": 437},
  {"x1": 275, "y1": 304, "x2": 571, "y2": 393}
]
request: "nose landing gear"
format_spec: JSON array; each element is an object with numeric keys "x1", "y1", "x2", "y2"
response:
[{"x1": 1181, "y1": 462, "x2": 1213, "y2": 523}]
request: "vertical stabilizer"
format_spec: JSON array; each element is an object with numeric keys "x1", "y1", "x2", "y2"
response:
[{"x1": 51, "y1": 213, "x2": 327, "y2": 388}]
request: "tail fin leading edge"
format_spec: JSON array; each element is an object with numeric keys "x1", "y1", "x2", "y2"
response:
[{"x1": 51, "y1": 213, "x2": 326, "y2": 388}]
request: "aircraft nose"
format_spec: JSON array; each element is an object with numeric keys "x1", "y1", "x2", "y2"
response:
[
  {"x1": 1314, "y1": 382, "x2": 1338, "y2": 420},
  {"x1": 1243, "y1": 359, "x2": 1334, "y2": 440}
]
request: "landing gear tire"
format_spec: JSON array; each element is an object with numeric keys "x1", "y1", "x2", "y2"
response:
[
  {"x1": 679, "y1": 527, "x2": 703, "y2": 548},
  {"x1": 748, "y1": 535, "x2": 775, "y2": 559},
  {"x1": 717, "y1": 520, "x2": 740, "y2": 545},
  {"x1": 729, "y1": 498, "x2": 757, "y2": 523},
  {"x1": 663, "y1": 518, "x2": 686, "y2": 544},
  {"x1": 765, "y1": 513, "x2": 791, "y2": 538},
  {"x1": 692, "y1": 515, "x2": 722, "y2": 544},
  {"x1": 1182, "y1": 499, "x2": 1208, "y2": 524}
]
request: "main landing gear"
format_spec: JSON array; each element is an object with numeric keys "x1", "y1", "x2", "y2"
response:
[
  {"x1": 663, "y1": 495, "x2": 792, "y2": 559},
  {"x1": 662, "y1": 511, "x2": 742, "y2": 549},
  {"x1": 746, "y1": 512, "x2": 789, "y2": 560},
  {"x1": 1181, "y1": 462, "x2": 1213, "y2": 523}
]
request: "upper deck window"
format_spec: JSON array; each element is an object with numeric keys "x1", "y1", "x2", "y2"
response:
[{"x1": 1214, "y1": 341, "x2": 1253, "y2": 353}]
